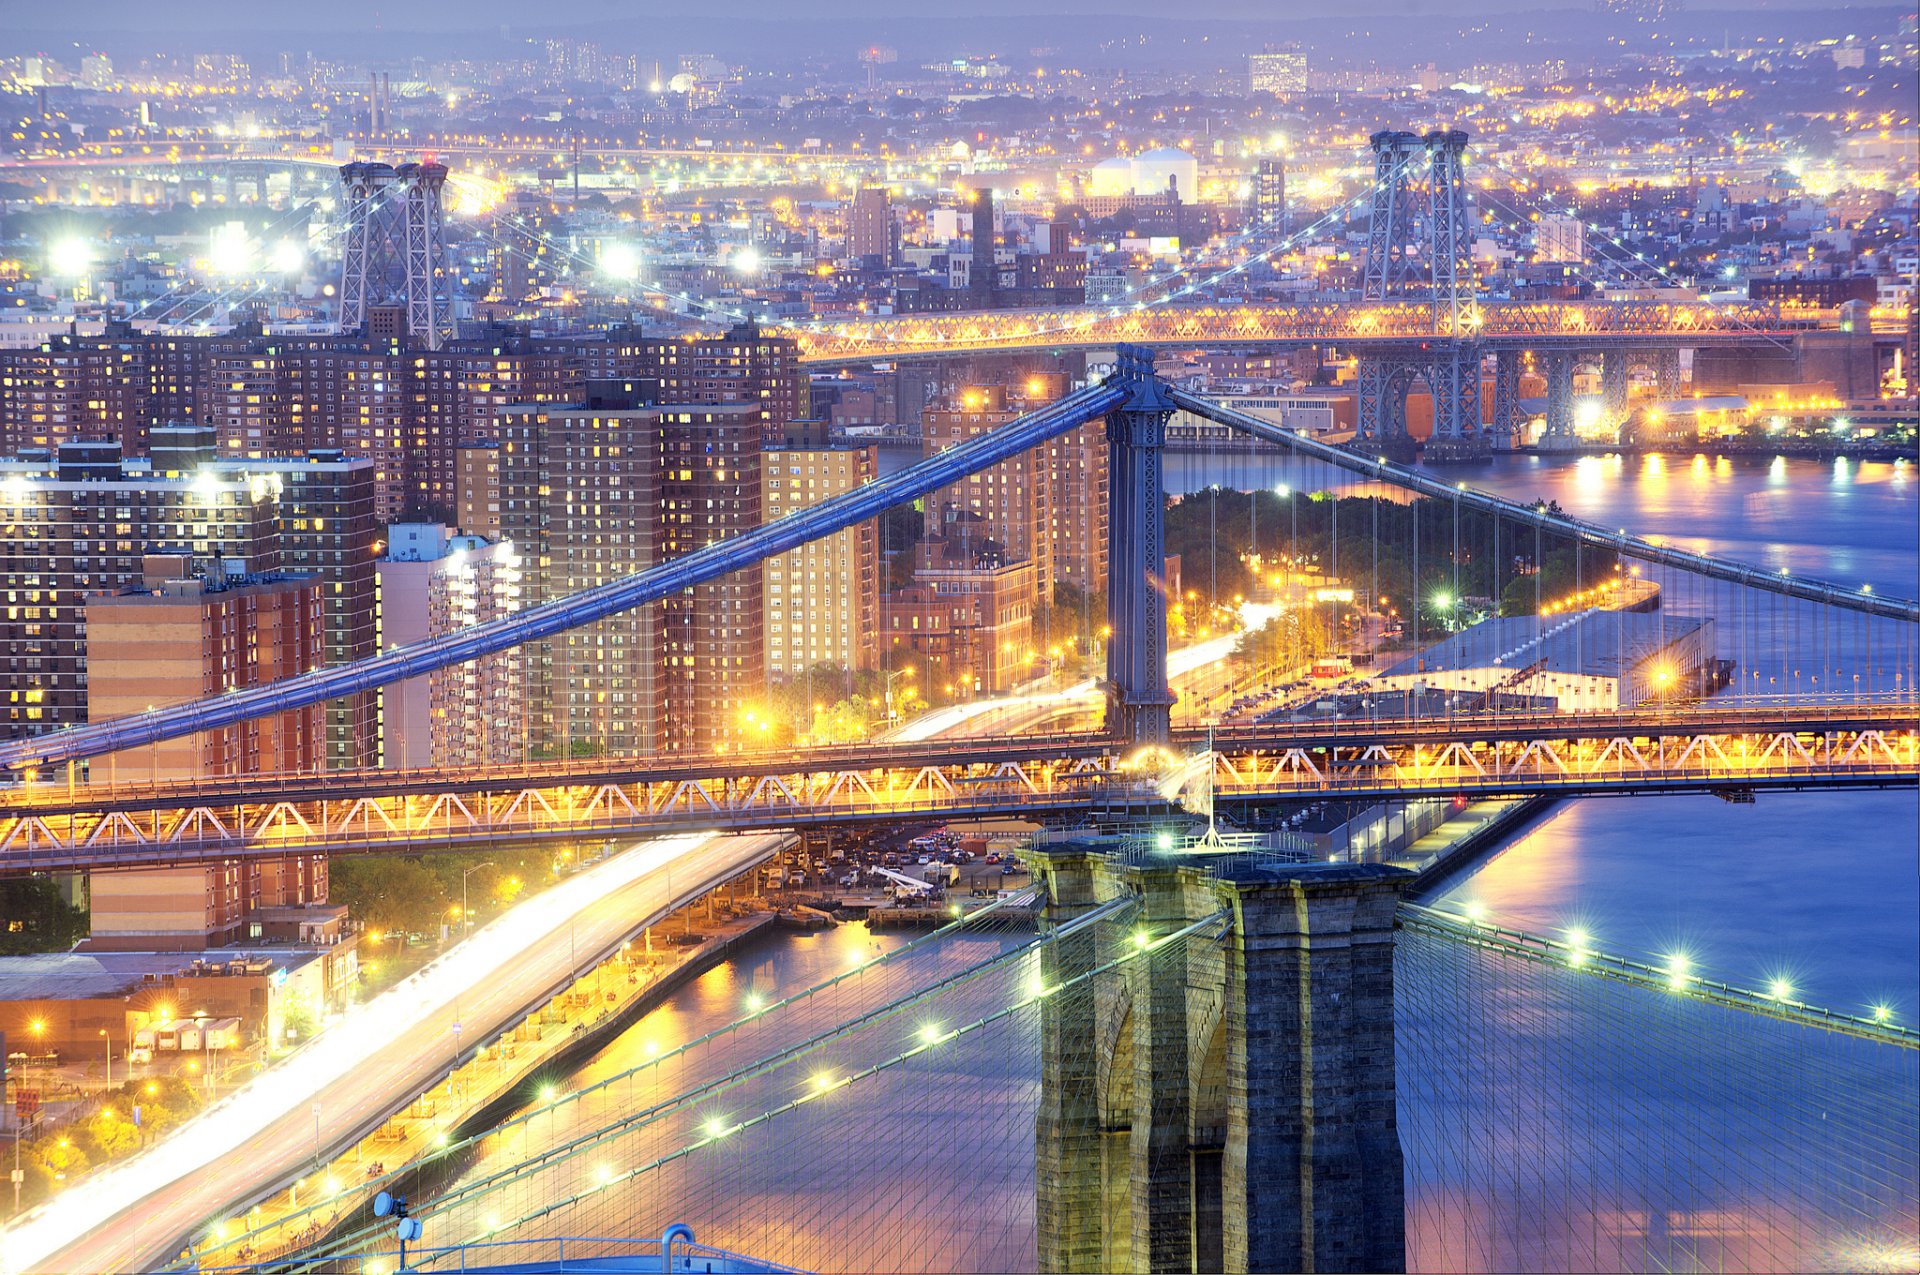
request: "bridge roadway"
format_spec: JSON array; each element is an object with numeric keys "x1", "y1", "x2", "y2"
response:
[
  {"x1": 786, "y1": 300, "x2": 1900, "y2": 365},
  {"x1": 0, "y1": 830, "x2": 791, "y2": 1275},
  {"x1": 3, "y1": 702, "x2": 1910, "y2": 872}
]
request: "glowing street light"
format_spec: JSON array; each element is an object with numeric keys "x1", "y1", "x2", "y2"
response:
[
  {"x1": 270, "y1": 239, "x2": 306, "y2": 275},
  {"x1": 731, "y1": 245, "x2": 763, "y2": 275},
  {"x1": 600, "y1": 242, "x2": 642, "y2": 282},
  {"x1": 48, "y1": 237, "x2": 94, "y2": 278},
  {"x1": 207, "y1": 224, "x2": 256, "y2": 277}
]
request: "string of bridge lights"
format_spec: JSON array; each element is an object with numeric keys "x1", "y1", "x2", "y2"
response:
[{"x1": 1424, "y1": 900, "x2": 1911, "y2": 1041}]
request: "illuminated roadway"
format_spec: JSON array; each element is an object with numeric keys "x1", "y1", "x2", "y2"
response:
[
  {"x1": 0, "y1": 830, "x2": 789, "y2": 1275},
  {"x1": 785, "y1": 300, "x2": 1904, "y2": 366}
]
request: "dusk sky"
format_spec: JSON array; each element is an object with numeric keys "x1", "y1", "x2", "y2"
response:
[{"x1": 11, "y1": 0, "x2": 1896, "y2": 36}]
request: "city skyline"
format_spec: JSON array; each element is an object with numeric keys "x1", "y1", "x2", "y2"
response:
[{"x1": 0, "y1": 2, "x2": 1912, "y2": 1271}]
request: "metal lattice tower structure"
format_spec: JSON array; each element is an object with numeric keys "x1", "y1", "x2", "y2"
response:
[
  {"x1": 336, "y1": 160, "x2": 455, "y2": 350},
  {"x1": 1360, "y1": 131, "x2": 1429, "y2": 304},
  {"x1": 1360, "y1": 129, "x2": 1475, "y2": 330},
  {"x1": 1356, "y1": 128, "x2": 1484, "y2": 455}
]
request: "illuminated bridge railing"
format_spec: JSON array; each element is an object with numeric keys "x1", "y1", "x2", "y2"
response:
[{"x1": 789, "y1": 300, "x2": 1807, "y2": 362}]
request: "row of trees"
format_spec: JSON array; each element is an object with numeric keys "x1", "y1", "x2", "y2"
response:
[
  {"x1": 1165, "y1": 486, "x2": 1621, "y2": 632},
  {"x1": 328, "y1": 850, "x2": 540, "y2": 940},
  {"x1": 11, "y1": 1074, "x2": 206, "y2": 1210},
  {"x1": 0, "y1": 877, "x2": 88, "y2": 954}
]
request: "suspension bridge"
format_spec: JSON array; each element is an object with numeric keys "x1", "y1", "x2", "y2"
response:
[
  {"x1": 0, "y1": 341, "x2": 1913, "y2": 1273},
  {"x1": 0, "y1": 127, "x2": 1914, "y2": 1275}
]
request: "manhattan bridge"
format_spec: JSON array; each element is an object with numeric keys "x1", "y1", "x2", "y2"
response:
[{"x1": 0, "y1": 129, "x2": 1915, "y2": 1275}]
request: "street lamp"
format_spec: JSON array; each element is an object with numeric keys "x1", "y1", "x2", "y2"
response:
[
  {"x1": 98, "y1": 1028, "x2": 111, "y2": 1090},
  {"x1": 460, "y1": 862, "x2": 495, "y2": 938},
  {"x1": 883, "y1": 665, "x2": 916, "y2": 721}
]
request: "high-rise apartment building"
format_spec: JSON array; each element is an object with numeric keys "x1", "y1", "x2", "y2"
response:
[
  {"x1": 1044, "y1": 418, "x2": 1110, "y2": 594},
  {"x1": 498, "y1": 382, "x2": 664, "y2": 757},
  {"x1": 0, "y1": 440, "x2": 281, "y2": 744},
  {"x1": 596, "y1": 321, "x2": 807, "y2": 444},
  {"x1": 762, "y1": 441, "x2": 879, "y2": 680},
  {"x1": 1534, "y1": 217, "x2": 1587, "y2": 264},
  {"x1": 1249, "y1": 50, "x2": 1307, "y2": 96},
  {"x1": 922, "y1": 389, "x2": 1054, "y2": 600},
  {"x1": 658, "y1": 404, "x2": 764, "y2": 753},
  {"x1": 499, "y1": 383, "x2": 767, "y2": 756},
  {"x1": 81, "y1": 553, "x2": 338, "y2": 951},
  {"x1": 455, "y1": 440, "x2": 503, "y2": 540},
  {"x1": 1251, "y1": 159, "x2": 1287, "y2": 231},
  {"x1": 85, "y1": 555, "x2": 325, "y2": 781},
  {"x1": 0, "y1": 434, "x2": 378, "y2": 769},
  {"x1": 377, "y1": 523, "x2": 523, "y2": 769},
  {"x1": 270, "y1": 448, "x2": 380, "y2": 770},
  {"x1": 0, "y1": 320, "x2": 803, "y2": 522},
  {"x1": 850, "y1": 187, "x2": 894, "y2": 265}
]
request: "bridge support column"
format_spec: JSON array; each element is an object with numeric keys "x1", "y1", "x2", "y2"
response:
[
  {"x1": 1128, "y1": 865, "x2": 1197, "y2": 1272},
  {"x1": 1423, "y1": 342, "x2": 1488, "y2": 461},
  {"x1": 1355, "y1": 357, "x2": 1416, "y2": 462},
  {"x1": 1653, "y1": 347, "x2": 1682, "y2": 399},
  {"x1": 1219, "y1": 863, "x2": 1409, "y2": 1274},
  {"x1": 1490, "y1": 349, "x2": 1522, "y2": 450},
  {"x1": 1104, "y1": 345, "x2": 1175, "y2": 748},
  {"x1": 1538, "y1": 351, "x2": 1579, "y2": 451},
  {"x1": 1600, "y1": 350, "x2": 1631, "y2": 431},
  {"x1": 1032, "y1": 845, "x2": 1118, "y2": 1275},
  {"x1": 1036, "y1": 847, "x2": 1412, "y2": 1274}
]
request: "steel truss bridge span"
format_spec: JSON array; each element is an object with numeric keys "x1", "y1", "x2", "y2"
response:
[
  {"x1": 787, "y1": 300, "x2": 1836, "y2": 365},
  {"x1": 6, "y1": 702, "x2": 1911, "y2": 818},
  {"x1": 3, "y1": 708, "x2": 1910, "y2": 872}
]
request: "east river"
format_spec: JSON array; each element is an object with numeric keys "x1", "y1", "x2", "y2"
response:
[{"x1": 433, "y1": 450, "x2": 1916, "y2": 1273}]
